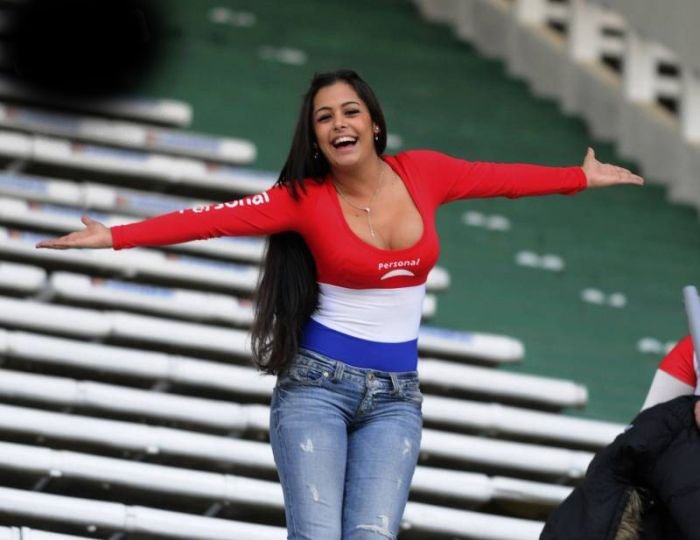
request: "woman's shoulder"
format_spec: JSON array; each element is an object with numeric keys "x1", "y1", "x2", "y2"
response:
[
  {"x1": 268, "y1": 178, "x2": 329, "y2": 218},
  {"x1": 387, "y1": 149, "x2": 451, "y2": 164},
  {"x1": 269, "y1": 177, "x2": 327, "y2": 197},
  {"x1": 387, "y1": 149, "x2": 466, "y2": 176}
]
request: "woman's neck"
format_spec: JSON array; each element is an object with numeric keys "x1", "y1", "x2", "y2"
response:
[{"x1": 331, "y1": 156, "x2": 385, "y2": 197}]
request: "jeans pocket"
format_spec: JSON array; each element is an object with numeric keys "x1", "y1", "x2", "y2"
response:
[{"x1": 280, "y1": 364, "x2": 328, "y2": 387}]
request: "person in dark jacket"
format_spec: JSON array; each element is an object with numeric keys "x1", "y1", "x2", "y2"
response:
[{"x1": 541, "y1": 395, "x2": 700, "y2": 540}]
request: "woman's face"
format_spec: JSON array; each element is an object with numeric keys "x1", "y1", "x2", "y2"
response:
[{"x1": 312, "y1": 81, "x2": 379, "y2": 171}]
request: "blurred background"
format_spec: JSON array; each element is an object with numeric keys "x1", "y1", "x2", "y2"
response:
[{"x1": 0, "y1": 0, "x2": 697, "y2": 538}]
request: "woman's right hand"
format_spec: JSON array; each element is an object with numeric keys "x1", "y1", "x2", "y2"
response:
[{"x1": 35, "y1": 215, "x2": 113, "y2": 249}]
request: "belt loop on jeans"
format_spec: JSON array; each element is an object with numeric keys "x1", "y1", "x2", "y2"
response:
[
  {"x1": 332, "y1": 361, "x2": 345, "y2": 383},
  {"x1": 390, "y1": 372, "x2": 401, "y2": 395}
]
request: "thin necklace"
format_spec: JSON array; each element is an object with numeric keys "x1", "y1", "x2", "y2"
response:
[{"x1": 334, "y1": 164, "x2": 386, "y2": 239}]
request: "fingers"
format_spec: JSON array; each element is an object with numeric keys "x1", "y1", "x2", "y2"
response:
[
  {"x1": 611, "y1": 165, "x2": 644, "y2": 185},
  {"x1": 694, "y1": 401, "x2": 700, "y2": 429},
  {"x1": 35, "y1": 232, "x2": 79, "y2": 249},
  {"x1": 626, "y1": 173, "x2": 644, "y2": 185},
  {"x1": 615, "y1": 173, "x2": 644, "y2": 186},
  {"x1": 36, "y1": 228, "x2": 87, "y2": 249},
  {"x1": 35, "y1": 237, "x2": 70, "y2": 249}
]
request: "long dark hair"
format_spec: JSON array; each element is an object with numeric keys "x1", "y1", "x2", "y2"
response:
[{"x1": 251, "y1": 69, "x2": 387, "y2": 375}]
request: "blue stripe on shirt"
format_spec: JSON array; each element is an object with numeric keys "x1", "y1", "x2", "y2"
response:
[{"x1": 300, "y1": 318, "x2": 418, "y2": 372}]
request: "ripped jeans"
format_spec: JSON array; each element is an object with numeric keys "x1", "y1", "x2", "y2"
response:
[{"x1": 269, "y1": 348, "x2": 423, "y2": 540}]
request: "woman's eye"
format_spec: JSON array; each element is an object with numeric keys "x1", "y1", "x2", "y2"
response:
[
  {"x1": 345, "y1": 109, "x2": 359, "y2": 116},
  {"x1": 317, "y1": 115, "x2": 331, "y2": 122}
]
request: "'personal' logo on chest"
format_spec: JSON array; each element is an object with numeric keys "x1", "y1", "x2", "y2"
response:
[{"x1": 378, "y1": 258, "x2": 421, "y2": 280}]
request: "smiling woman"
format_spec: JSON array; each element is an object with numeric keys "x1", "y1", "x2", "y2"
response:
[{"x1": 35, "y1": 69, "x2": 643, "y2": 540}]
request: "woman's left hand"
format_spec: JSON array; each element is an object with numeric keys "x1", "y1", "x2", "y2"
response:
[{"x1": 582, "y1": 147, "x2": 644, "y2": 188}]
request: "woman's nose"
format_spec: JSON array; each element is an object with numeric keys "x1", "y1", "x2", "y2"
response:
[{"x1": 332, "y1": 114, "x2": 346, "y2": 129}]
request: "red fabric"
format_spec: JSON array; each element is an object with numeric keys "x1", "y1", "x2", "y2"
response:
[
  {"x1": 111, "y1": 150, "x2": 586, "y2": 289},
  {"x1": 659, "y1": 335, "x2": 696, "y2": 387}
]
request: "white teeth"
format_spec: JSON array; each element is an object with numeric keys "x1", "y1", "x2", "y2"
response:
[{"x1": 332, "y1": 136, "x2": 357, "y2": 146}]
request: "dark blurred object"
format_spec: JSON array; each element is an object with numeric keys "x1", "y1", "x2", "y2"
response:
[
  {"x1": 541, "y1": 395, "x2": 700, "y2": 540},
  {"x1": 6, "y1": 0, "x2": 165, "y2": 98}
]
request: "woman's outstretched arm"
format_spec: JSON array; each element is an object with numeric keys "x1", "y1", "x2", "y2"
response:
[
  {"x1": 406, "y1": 146, "x2": 643, "y2": 206},
  {"x1": 36, "y1": 185, "x2": 303, "y2": 251}
]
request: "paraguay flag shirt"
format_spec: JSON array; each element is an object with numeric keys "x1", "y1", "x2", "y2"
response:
[{"x1": 111, "y1": 150, "x2": 587, "y2": 372}]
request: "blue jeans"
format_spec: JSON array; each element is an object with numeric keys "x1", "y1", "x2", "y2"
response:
[{"x1": 269, "y1": 349, "x2": 423, "y2": 540}]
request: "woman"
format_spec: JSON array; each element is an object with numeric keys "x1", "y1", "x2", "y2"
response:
[{"x1": 37, "y1": 69, "x2": 643, "y2": 539}]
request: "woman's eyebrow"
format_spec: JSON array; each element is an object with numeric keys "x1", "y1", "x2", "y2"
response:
[{"x1": 314, "y1": 101, "x2": 361, "y2": 114}]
